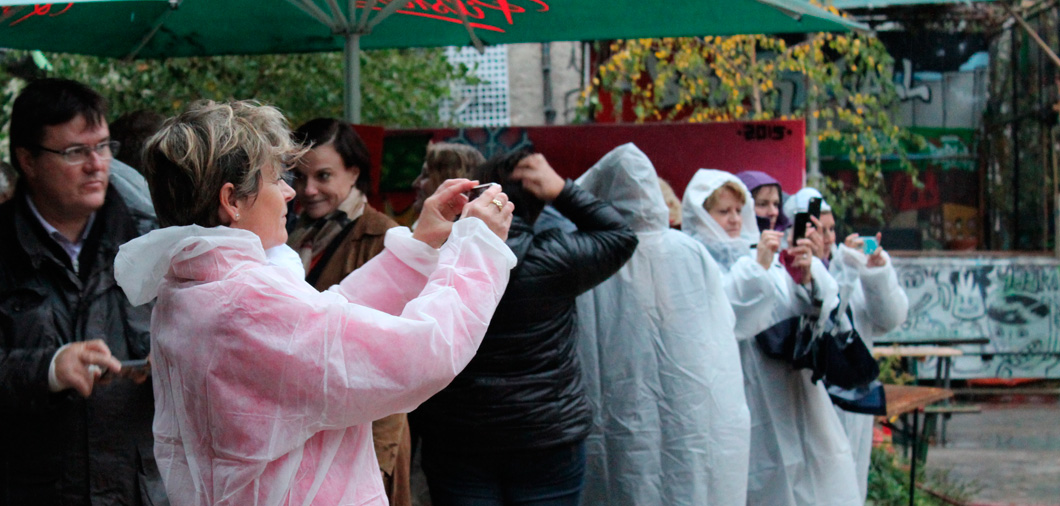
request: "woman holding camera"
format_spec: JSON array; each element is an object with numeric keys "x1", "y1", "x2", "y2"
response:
[
  {"x1": 682, "y1": 169, "x2": 858, "y2": 506},
  {"x1": 793, "y1": 189, "x2": 908, "y2": 503},
  {"x1": 114, "y1": 100, "x2": 516, "y2": 505}
]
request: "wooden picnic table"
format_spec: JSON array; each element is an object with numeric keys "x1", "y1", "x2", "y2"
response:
[
  {"x1": 872, "y1": 345, "x2": 963, "y2": 359},
  {"x1": 882, "y1": 384, "x2": 954, "y2": 419},
  {"x1": 878, "y1": 384, "x2": 955, "y2": 506},
  {"x1": 874, "y1": 345, "x2": 966, "y2": 443}
]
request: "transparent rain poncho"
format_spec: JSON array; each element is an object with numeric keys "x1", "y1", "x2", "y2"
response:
[
  {"x1": 114, "y1": 219, "x2": 516, "y2": 506},
  {"x1": 681, "y1": 170, "x2": 860, "y2": 506},
  {"x1": 574, "y1": 145, "x2": 750, "y2": 506},
  {"x1": 830, "y1": 241, "x2": 909, "y2": 503}
]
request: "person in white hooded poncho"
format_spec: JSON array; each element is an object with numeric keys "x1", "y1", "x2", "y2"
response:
[
  {"x1": 573, "y1": 145, "x2": 750, "y2": 506},
  {"x1": 112, "y1": 101, "x2": 518, "y2": 506},
  {"x1": 681, "y1": 170, "x2": 860, "y2": 506},
  {"x1": 788, "y1": 188, "x2": 909, "y2": 503}
]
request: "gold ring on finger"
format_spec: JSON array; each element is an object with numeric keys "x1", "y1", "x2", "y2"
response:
[{"x1": 491, "y1": 199, "x2": 504, "y2": 211}]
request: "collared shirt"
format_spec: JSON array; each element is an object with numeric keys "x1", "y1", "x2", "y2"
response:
[
  {"x1": 25, "y1": 194, "x2": 95, "y2": 274},
  {"x1": 24, "y1": 196, "x2": 99, "y2": 392}
]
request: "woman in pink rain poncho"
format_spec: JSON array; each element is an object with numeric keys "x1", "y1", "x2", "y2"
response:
[{"x1": 113, "y1": 101, "x2": 517, "y2": 505}]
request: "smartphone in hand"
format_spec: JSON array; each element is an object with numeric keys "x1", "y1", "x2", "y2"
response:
[
  {"x1": 862, "y1": 237, "x2": 878, "y2": 255},
  {"x1": 98, "y1": 358, "x2": 151, "y2": 384},
  {"x1": 464, "y1": 183, "x2": 495, "y2": 201},
  {"x1": 808, "y1": 197, "x2": 822, "y2": 220},
  {"x1": 756, "y1": 215, "x2": 772, "y2": 234},
  {"x1": 792, "y1": 212, "x2": 810, "y2": 242}
]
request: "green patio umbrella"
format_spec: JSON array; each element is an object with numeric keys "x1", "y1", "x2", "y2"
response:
[
  {"x1": 0, "y1": 0, "x2": 867, "y2": 122},
  {"x1": 833, "y1": 0, "x2": 992, "y2": 7}
]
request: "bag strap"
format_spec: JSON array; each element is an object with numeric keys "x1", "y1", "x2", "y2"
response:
[{"x1": 305, "y1": 218, "x2": 359, "y2": 287}]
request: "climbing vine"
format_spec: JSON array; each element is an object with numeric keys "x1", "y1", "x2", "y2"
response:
[{"x1": 579, "y1": 9, "x2": 923, "y2": 225}]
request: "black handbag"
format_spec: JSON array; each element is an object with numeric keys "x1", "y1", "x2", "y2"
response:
[
  {"x1": 828, "y1": 380, "x2": 888, "y2": 416},
  {"x1": 753, "y1": 315, "x2": 817, "y2": 371},
  {"x1": 754, "y1": 305, "x2": 879, "y2": 390},
  {"x1": 816, "y1": 306, "x2": 879, "y2": 390}
]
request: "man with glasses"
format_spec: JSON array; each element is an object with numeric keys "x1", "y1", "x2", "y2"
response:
[{"x1": 0, "y1": 78, "x2": 166, "y2": 505}]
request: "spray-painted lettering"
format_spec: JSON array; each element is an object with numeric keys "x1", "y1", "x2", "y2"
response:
[
  {"x1": 368, "y1": 0, "x2": 549, "y2": 33},
  {"x1": 2, "y1": 3, "x2": 73, "y2": 27}
]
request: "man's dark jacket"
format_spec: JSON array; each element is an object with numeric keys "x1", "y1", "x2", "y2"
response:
[
  {"x1": 0, "y1": 185, "x2": 166, "y2": 505},
  {"x1": 413, "y1": 181, "x2": 638, "y2": 453}
]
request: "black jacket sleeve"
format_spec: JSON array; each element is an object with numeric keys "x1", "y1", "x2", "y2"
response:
[
  {"x1": 0, "y1": 338, "x2": 58, "y2": 411},
  {"x1": 512, "y1": 180, "x2": 638, "y2": 298}
]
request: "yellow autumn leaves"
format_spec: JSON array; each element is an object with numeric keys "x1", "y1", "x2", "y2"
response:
[{"x1": 576, "y1": 30, "x2": 918, "y2": 210}]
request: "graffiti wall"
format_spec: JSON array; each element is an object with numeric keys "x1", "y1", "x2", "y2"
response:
[{"x1": 886, "y1": 256, "x2": 1060, "y2": 379}]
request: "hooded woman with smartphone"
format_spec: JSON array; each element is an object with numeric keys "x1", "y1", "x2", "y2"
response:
[
  {"x1": 797, "y1": 189, "x2": 909, "y2": 503},
  {"x1": 682, "y1": 170, "x2": 859, "y2": 506}
]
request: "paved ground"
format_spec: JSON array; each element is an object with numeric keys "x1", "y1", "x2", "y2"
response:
[
  {"x1": 925, "y1": 396, "x2": 1060, "y2": 506},
  {"x1": 412, "y1": 395, "x2": 1060, "y2": 506}
]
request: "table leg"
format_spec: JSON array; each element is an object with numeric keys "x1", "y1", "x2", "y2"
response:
[
  {"x1": 943, "y1": 357, "x2": 953, "y2": 391},
  {"x1": 940, "y1": 357, "x2": 953, "y2": 445},
  {"x1": 909, "y1": 409, "x2": 919, "y2": 506}
]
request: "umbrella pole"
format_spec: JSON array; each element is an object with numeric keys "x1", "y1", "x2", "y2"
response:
[{"x1": 344, "y1": 32, "x2": 361, "y2": 124}]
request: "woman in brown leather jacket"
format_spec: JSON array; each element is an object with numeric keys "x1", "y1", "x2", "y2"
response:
[{"x1": 286, "y1": 118, "x2": 409, "y2": 506}]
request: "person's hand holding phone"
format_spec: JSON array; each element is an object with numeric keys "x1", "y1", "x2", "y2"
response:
[
  {"x1": 53, "y1": 339, "x2": 121, "y2": 397},
  {"x1": 843, "y1": 232, "x2": 886, "y2": 267},
  {"x1": 413, "y1": 178, "x2": 476, "y2": 248},
  {"x1": 807, "y1": 215, "x2": 826, "y2": 261},
  {"x1": 843, "y1": 233, "x2": 864, "y2": 250},
  {"x1": 756, "y1": 230, "x2": 783, "y2": 270},
  {"x1": 788, "y1": 238, "x2": 815, "y2": 285},
  {"x1": 866, "y1": 232, "x2": 886, "y2": 267},
  {"x1": 461, "y1": 183, "x2": 513, "y2": 241}
]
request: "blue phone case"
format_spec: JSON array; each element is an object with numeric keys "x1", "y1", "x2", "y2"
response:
[{"x1": 862, "y1": 237, "x2": 878, "y2": 255}]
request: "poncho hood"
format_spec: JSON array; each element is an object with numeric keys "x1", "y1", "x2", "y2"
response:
[
  {"x1": 576, "y1": 143, "x2": 668, "y2": 234},
  {"x1": 114, "y1": 225, "x2": 282, "y2": 306},
  {"x1": 783, "y1": 186, "x2": 832, "y2": 218},
  {"x1": 681, "y1": 169, "x2": 759, "y2": 269},
  {"x1": 735, "y1": 170, "x2": 780, "y2": 194},
  {"x1": 736, "y1": 170, "x2": 792, "y2": 231}
]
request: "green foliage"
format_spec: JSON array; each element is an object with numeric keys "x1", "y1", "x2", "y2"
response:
[
  {"x1": 578, "y1": 24, "x2": 924, "y2": 225},
  {"x1": 2, "y1": 48, "x2": 475, "y2": 129},
  {"x1": 877, "y1": 355, "x2": 916, "y2": 386},
  {"x1": 868, "y1": 446, "x2": 977, "y2": 506}
]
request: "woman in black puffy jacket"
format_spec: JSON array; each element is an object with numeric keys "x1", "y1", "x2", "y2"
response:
[{"x1": 411, "y1": 150, "x2": 638, "y2": 506}]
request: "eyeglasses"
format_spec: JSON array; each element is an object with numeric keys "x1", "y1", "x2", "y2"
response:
[{"x1": 37, "y1": 140, "x2": 120, "y2": 165}]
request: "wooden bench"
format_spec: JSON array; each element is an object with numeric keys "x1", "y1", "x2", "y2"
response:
[
  {"x1": 923, "y1": 404, "x2": 982, "y2": 415},
  {"x1": 924, "y1": 403, "x2": 983, "y2": 445},
  {"x1": 875, "y1": 337, "x2": 991, "y2": 347}
]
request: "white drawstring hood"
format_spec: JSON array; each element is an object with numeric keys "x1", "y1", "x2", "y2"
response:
[{"x1": 681, "y1": 169, "x2": 759, "y2": 270}]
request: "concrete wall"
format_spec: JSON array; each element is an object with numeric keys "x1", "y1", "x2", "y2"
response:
[{"x1": 507, "y1": 42, "x2": 585, "y2": 126}]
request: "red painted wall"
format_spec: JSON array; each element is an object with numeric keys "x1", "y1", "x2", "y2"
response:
[{"x1": 385, "y1": 120, "x2": 805, "y2": 202}]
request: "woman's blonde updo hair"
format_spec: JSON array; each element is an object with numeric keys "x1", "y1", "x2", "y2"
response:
[
  {"x1": 144, "y1": 100, "x2": 306, "y2": 228},
  {"x1": 703, "y1": 181, "x2": 747, "y2": 212}
]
